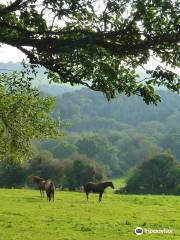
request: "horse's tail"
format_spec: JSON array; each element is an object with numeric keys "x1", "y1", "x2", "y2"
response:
[
  {"x1": 46, "y1": 181, "x2": 55, "y2": 193},
  {"x1": 44, "y1": 181, "x2": 52, "y2": 201},
  {"x1": 50, "y1": 181, "x2": 55, "y2": 192}
]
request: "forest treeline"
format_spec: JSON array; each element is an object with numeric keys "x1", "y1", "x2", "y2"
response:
[
  {"x1": 38, "y1": 88, "x2": 180, "y2": 176},
  {"x1": 0, "y1": 87, "x2": 180, "y2": 190},
  {"x1": 0, "y1": 153, "x2": 105, "y2": 189}
]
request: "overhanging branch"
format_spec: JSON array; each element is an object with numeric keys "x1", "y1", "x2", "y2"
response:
[{"x1": 0, "y1": 0, "x2": 24, "y2": 16}]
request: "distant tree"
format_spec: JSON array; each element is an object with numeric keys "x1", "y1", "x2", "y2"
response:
[
  {"x1": 114, "y1": 131, "x2": 161, "y2": 170},
  {"x1": 162, "y1": 133, "x2": 180, "y2": 160},
  {"x1": 0, "y1": 73, "x2": 61, "y2": 162},
  {"x1": 63, "y1": 155, "x2": 106, "y2": 190},
  {"x1": 122, "y1": 153, "x2": 180, "y2": 194},
  {"x1": 50, "y1": 141, "x2": 77, "y2": 159},
  {"x1": 0, "y1": 1, "x2": 180, "y2": 103},
  {"x1": 0, "y1": 159, "x2": 26, "y2": 188},
  {"x1": 76, "y1": 135, "x2": 122, "y2": 176},
  {"x1": 165, "y1": 110, "x2": 180, "y2": 133},
  {"x1": 137, "y1": 121, "x2": 165, "y2": 141},
  {"x1": 27, "y1": 151, "x2": 64, "y2": 186},
  {"x1": 39, "y1": 139, "x2": 77, "y2": 159}
]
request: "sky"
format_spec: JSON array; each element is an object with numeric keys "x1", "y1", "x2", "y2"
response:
[{"x1": 0, "y1": 44, "x2": 26, "y2": 62}]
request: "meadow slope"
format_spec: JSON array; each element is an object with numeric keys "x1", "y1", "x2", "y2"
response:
[{"x1": 0, "y1": 189, "x2": 179, "y2": 240}]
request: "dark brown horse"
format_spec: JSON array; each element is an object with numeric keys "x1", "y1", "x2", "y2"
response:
[
  {"x1": 84, "y1": 181, "x2": 114, "y2": 202},
  {"x1": 45, "y1": 180, "x2": 55, "y2": 202},
  {"x1": 32, "y1": 176, "x2": 46, "y2": 198}
]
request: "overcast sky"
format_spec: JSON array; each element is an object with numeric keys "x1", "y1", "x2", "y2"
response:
[{"x1": 0, "y1": 44, "x2": 26, "y2": 62}]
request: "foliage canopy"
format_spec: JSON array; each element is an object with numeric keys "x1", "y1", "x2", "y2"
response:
[
  {"x1": 0, "y1": 0, "x2": 180, "y2": 103},
  {"x1": 0, "y1": 72, "x2": 61, "y2": 162},
  {"x1": 122, "y1": 153, "x2": 180, "y2": 194}
]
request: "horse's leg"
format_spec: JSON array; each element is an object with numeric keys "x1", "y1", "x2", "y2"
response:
[
  {"x1": 50, "y1": 192, "x2": 53, "y2": 202},
  {"x1": 99, "y1": 192, "x2": 103, "y2": 202},
  {"x1": 86, "y1": 191, "x2": 89, "y2": 201},
  {"x1": 40, "y1": 188, "x2": 42, "y2": 198},
  {"x1": 52, "y1": 192, "x2": 54, "y2": 202},
  {"x1": 48, "y1": 192, "x2": 51, "y2": 202}
]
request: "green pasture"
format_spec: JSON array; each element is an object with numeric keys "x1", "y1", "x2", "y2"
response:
[{"x1": 0, "y1": 189, "x2": 179, "y2": 240}]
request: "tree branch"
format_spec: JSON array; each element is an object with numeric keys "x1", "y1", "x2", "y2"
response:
[{"x1": 0, "y1": 0, "x2": 24, "y2": 16}]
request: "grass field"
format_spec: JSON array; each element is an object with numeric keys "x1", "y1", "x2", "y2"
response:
[{"x1": 0, "y1": 189, "x2": 179, "y2": 240}]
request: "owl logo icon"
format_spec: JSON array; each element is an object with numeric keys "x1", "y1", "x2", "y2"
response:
[{"x1": 135, "y1": 227, "x2": 143, "y2": 235}]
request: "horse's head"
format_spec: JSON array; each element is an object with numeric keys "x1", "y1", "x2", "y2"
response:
[{"x1": 107, "y1": 181, "x2": 115, "y2": 189}]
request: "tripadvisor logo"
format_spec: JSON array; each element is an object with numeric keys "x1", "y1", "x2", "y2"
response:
[
  {"x1": 135, "y1": 227, "x2": 143, "y2": 235},
  {"x1": 135, "y1": 227, "x2": 173, "y2": 235}
]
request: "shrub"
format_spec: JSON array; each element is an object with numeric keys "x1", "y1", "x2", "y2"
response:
[{"x1": 121, "y1": 153, "x2": 180, "y2": 194}]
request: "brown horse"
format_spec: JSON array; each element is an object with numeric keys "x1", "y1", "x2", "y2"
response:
[
  {"x1": 84, "y1": 181, "x2": 114, "y2": 202},
  {"x1": 45, "y1": 180, "x2": 55, "y2": 202},
  {"x1": 32, "y1": 176, "x2": 46, "y2": 198}
]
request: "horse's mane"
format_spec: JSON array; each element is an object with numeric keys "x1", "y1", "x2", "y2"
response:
[{"x1": 32, "y1": 176, "x2": 45, "y2": 183}]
